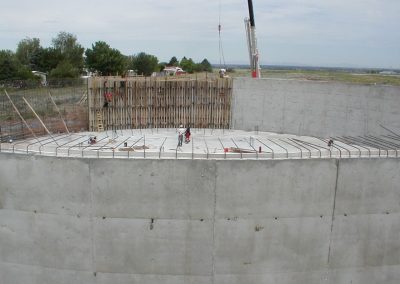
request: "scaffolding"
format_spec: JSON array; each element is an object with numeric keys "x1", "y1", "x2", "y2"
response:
[{"x1": 88, "y1": 76, "x2": 233, "y2": 131}]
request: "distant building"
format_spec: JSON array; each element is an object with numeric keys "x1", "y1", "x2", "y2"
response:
[
  {"x1": 81, "y1": 69, "x2": 97, "y2": 78},
  {"x1": 32, "y1": 71, "x2": 47, "y2": 86},
  {"x1": 163, "y1": 66, "x2": 186, "y2": 76},
  {"x1": 379, "y1": 70, "x2": 397, "y2": 75},
  {"x1": 126, "y1": 70, "x2": 138, "y2": 77}
]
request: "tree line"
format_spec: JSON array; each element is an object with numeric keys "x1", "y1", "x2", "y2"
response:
[{"x1": 0, "y1": 31, "x2": 213, "y2": 81}]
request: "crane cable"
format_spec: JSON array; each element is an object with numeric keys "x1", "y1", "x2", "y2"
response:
[{"x1": 218, "y1": 0, "x2": 227, "y2": 69}]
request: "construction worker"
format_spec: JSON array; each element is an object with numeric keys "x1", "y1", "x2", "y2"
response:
[
  {"x1": 177, "y1": 124, "x2": 185, "y2": 146},
  {"x1": 89, "y1": 136, "x2": 97, "y2": 145},
  {"x1": 103, "y1": 92, "x2": 112, "y2": 108},
  {"x1": 185, "y1": 126, "x2": 191, "y2": 143}
]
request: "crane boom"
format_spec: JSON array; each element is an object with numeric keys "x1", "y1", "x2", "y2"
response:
[
  {"x1": 245, "y1": 0, "x2": 261, "y2": 78},
  {"x1": 247, "y1": 0, "x2": 255, "y2": 27}
]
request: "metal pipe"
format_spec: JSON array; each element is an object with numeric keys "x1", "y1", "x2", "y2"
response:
[
  {"x1": 358, "y1": 136, "x2": 392, "y2": 157},
  {"x1": 55, "y1": 134, "x2": 86, "y2": 156},
  {"x1": 333, "y1": 137, "x2": 362, "y2": 158},
  {"x1": 292, "y1": 139, "x2": 322, "y2": 158},
  {"x1": 39, "y1": 134, "x2": 70, "y2": 154},
  {"x1": 316, "y1": 138, "x2": 343, "y2": 158},
  {"x1": 343, "y1": 136, "x2": 379, "y2": 157},
  {"x1": 218, "y1": 138, "x2": 226, "y2": 159},
  {"x1": 97, "y1": 137, "x2": 118, "y2": 158},
  {"x1": 367, "y1": 135, "x2": 400, "y2": 149},
  {"x1": 231, "y1": 138, "x2": 242, "y2": 159},
  {"x1": 383, "y1": 134, "x2": 400, "y2": 142},
  {"x1": 246, "y1": 137, "x2": 258, "y2": 159},
  {"x1": 13, "y1": 139, "x2": 30, "y2": 153},
  {"x1": 113, "y1": 136, "x2": 132, "y2": 150},
  {"x1": 67, "y1": 135, "x2": 97, "y2": 157},
  {"x1": 26, "y1": 135, "x2": 58, "y2": 154},
  {"x1": 380, "y1": 124, "x2": 400, "y2": 138},
  {"x1": 204, "y1": 137, "x2": 209, "y2": 159},
  {"x1": 301, "y1": 138, "x2": 333, "y2": 157},
  {"x1": 337, "y1": 136, "x2": 370, "y2": 157},
  {"x1": 82, "y1": 135, "x2": 109, "y2": 158},
  {"x1": 159, "y1": 137, "x2": 167, "y2": 159},
  {"x1": 127, "y1": 136, "x2": 144, "y2": 159},
  {"x1": 360, "y1": 136, "x2": 391, "y2": 149},
  {"x1": 329, "y1": 138, "x2": 351, "y2": 158},
  {"x1": 256, "y1": 138, "x2": 275, "y2": 159},
  {"x1": 288, "y1": 138, "x2": 314, "y2": 158},
  {"x1": 280, "y1": 138, "x2": 303, "y2": 159},
  {"x1": 326, "y1": 138, "x2": 352, "y2": 158},
  {"x1": 267, "y1": 138, "x2": 288, "y2": 158}
]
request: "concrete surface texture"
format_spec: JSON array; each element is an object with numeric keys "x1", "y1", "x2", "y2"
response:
[
  {"x1": 1, "y1": 153, "x2": 399, "y2": 284},
  {"x1": 232, "y1": 78, "x2": 400, "y2": 137}
]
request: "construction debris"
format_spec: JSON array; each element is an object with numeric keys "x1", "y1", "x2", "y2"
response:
[
  {"x1": 225, "y1": 147, "x2": 255, "y2": 153},
  {"x1": 119, "y1": 145, "x2": 149, "y2": 151}
]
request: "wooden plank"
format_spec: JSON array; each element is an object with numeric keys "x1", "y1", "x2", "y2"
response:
[
  {"x1": 22, "y1": 97, "x2": 51, "y2": 135},
  {"x1": 85, "y1": 76, "x2": 232, "y2": 131},
  {"x1": 4, "y1": 90, "x2": 41, "y2": 141},
  {"x1": 48, "y1": 91, "x2": 69, "y2": 134}
]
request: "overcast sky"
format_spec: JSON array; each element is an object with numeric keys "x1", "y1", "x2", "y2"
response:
[{"x1": 1, "y1": 0, "x2": 399, "y2": 68}]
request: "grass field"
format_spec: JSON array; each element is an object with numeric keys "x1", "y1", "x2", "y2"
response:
[{"x1": 226, "y1": 68, "x2": 400, "y2": 86}]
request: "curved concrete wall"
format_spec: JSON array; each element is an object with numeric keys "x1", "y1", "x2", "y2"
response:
[
  {"x1": 1, "y1": 153, "x2": 399, "y2": 284},
  {"x1": 232, "y1": 78, "x2": 400, "y2": 137}
]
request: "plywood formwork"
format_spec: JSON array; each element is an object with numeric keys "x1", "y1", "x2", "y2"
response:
[{"x1": 88, "y1": 77, "x2": 233, "y2": 131}]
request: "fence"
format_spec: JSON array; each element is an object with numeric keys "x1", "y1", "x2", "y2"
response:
[{"x1": 0, "y1": 80, "x2": 88, "y2": 141}]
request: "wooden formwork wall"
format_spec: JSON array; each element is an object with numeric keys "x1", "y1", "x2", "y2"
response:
[{"x1": 88, "y1": 77, "x2": 233, "y2": 131}]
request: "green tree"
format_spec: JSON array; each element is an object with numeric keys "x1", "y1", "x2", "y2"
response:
[
  {"x1": 16, "y1": 37, "x2": 42, "y2": 70},
  {"x1": 193, "y1": 63, "x2": 202, "y2": 73},
  {"x1": 52, "y1": 31, "x2": 85, "y2": 72},
  {"x1": 199, "y1": 58, "x2": 212, "y2": 72},
  {"x1": 36, "y1": 47, "x2": 63, "y2": 73},
  {"x1": 0, "y1": 50, "x2": 35, "y2": 81},
  {"x1": 180, "y1": 57, "x2": 196, "y2": 73},
  {"x1": 49, "y1": 61, "x2": 79, "y2": 78},
  {"x1": 158, "y1": 62, "x2": 167, "y2": 72},
  {"x1": 85, "y1": 41, "x2": 126, "y2": 75},
  {"x1": 131, "y1": 52, "x2": 159, "y2": 76},
  {"x1": 168, "y1": 56, "x2": 179, "y2": 66}
]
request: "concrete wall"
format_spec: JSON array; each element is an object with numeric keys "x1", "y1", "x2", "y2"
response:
[
  {"x1": 1, "y1": 153, "x2": 399, "y2": 284},
  {"x1": 232, "y1": 78, "x2": 400, "y2": 137}
]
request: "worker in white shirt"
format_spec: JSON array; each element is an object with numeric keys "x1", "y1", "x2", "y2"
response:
[{"x1": 177, "y1": 124, "x2": 185, "y2": 146}]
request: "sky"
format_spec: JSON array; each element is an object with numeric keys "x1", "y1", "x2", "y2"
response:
[{"x1": 0, "y1": 0, "x2": 399, "y2": 68}]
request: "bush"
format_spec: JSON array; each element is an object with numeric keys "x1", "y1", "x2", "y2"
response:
[{"x1": 49, "y1": 61, "x2": 79, "y2": 78}]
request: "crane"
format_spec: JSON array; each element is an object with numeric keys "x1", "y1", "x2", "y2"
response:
[{"x1": 244, "y1": 0, "x2": 261, "y2": 78}]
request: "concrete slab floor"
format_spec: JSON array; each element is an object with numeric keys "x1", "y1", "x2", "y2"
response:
[{"x1": 1, "y1": 128, "x2": 399, "y2": 160}]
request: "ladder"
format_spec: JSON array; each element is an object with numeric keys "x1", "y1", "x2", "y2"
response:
[{"x1": 96, "y1": 111, "x2": 104, "y2": 132}]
